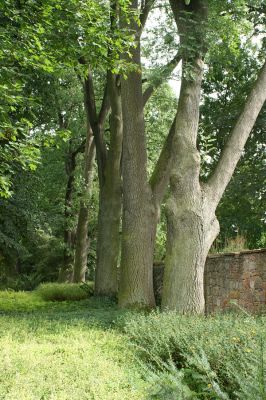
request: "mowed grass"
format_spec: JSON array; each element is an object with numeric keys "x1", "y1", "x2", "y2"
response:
[{"x1": 0, "y1": 291, "x2": 146, "y2": 400}]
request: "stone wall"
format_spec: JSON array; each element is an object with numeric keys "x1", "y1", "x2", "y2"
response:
[{"x1": 153, "y1": 249, "x2": 266, "y2": 314}]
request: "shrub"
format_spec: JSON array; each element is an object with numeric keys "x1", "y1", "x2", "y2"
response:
[
  {"x1": 35, "y1": 282, "x2": 94, "y2": 301},
  {"x1": 124, "y1": 312, "x2": 266, "y2": 399}
]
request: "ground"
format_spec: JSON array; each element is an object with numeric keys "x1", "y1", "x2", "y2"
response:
[
  {"x1": 0, "y1": 291, "x2": 265, "y2": 400},
  {"x1": 0, "y1": 292, "x2": 146, "y2": 400}
]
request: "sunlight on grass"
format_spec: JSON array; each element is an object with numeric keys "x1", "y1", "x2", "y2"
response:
[{"x1": 0, "y1": 291, "x2": 146, "y2": 400}]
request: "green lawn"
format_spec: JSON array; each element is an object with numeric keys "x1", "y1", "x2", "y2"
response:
[
  {"x1": 0, "y1": 290, "x2": 265, "y2": 400},
  {"x1": 0, "y1": 292, "x2": 146, "y2": 400}
]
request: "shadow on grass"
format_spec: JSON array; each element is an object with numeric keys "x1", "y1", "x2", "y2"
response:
[{"x1": 0, "y1": 293, "x2": 133, "y2": 330}]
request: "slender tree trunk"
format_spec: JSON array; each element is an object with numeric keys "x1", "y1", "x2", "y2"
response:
[
  {"x1": 73, "y1": 130, "x2": 95, "y2": 283},
  {"x1": 58, "y1": 145, "x2": 77, "y2": 282},
  {"x1": 95, "y1": 73, "x2": 122, "y2": 297}
]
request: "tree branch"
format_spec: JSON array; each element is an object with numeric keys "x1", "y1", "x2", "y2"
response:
[
  {"x1": 84, "y1": 72, "x2": 107, "y2": 183},
  {"x1": 98, "y1": 81, "x2": 111, "y2": 127},
  {"x1": 72, "y1": 139, "x2": 86, "y2": 157},
  {"x1": 207, "y1": 60, "x2": 266, "y2": 206},
  {"x1": 150, "y1": 115, "x2": 177, "y2": 205},
  {"x1": 143, "y1": 50, "x2": 182, "y2": 105},
  {"x1": 139, "y1": 0, "x2": 156, "y2": 36}
]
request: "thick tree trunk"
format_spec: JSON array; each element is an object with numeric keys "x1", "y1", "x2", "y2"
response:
[
  {"x1": 162, "y1": 188, "x2": 219, "y2": 313},
  {"x1": 162, "y1": 1, "x2": 266, "y2": 313},
  {"x1": 73, "y1": 131, "x2": 95, "y2": 283},
  {"x1": 118, "y1": 8, "x2": 156, "y2": 307},
  {"x1": 161, "y1": 0, "x2": 208, "y2": 312},
  {"x1": 94, "y1": 73, "x2": 122, "y2": 297}
]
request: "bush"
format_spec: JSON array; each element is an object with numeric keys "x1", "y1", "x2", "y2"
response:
[
  {"x1": 124, "y1": 312, "x2": 266, "y2": 400},
  {"x1": 35, "y1": 282, "x2": 94, "y2": 302}
]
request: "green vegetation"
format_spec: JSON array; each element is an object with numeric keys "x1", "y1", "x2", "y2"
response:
[
  {"x1": 0, "y1": 292, "x2": 265, "y2": 399},
  {"x1": 125, "y1": 311, "x2": 266, "y2": 399},
  {"x1": 0, "y1": 292, "x2": 145, "y2": 400},
  {"x1": 35, "y1": 282, "x2": 94, "y2": 301}
]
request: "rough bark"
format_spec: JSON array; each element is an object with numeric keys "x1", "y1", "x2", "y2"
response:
[
  {"x1": 118, "y1": 0, "x2": 156, "y2": 308},
  {"x1": 73, "y1": 130, "x2": 95, "y2": 282},
  {"x1": 95, "y1": 72, "x2": 123, "y2": 296},
  {"x1": 162, "y1": 0, "x2": 210, "y2": 313},
  {"x1": 162, "y1": 0, "x2": 266, "y2": 313}
]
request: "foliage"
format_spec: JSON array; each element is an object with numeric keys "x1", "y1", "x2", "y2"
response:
[
  {"x1": 35, "y1": 282, "x2": 94, "y2": 302},
  {"x1": 124, "y1": 311, "x2": 266, "y2": 400},
  {"x1": 210, "y1": 234, "x2": 248, "y2": 254}
]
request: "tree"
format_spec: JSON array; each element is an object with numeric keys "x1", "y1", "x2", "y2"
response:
[
  {"x1": 117, "y1": 0, "x2": 265, "y2": 310},
  {"x1": 118, "y1": 0, "x2": 181, "y2": 308},
  {"x1": 161, "y1": 0, "x2": 266, "y2": 313},
  {"x1": 199, "y1": 45, "x2": 266, "y2": 250}
]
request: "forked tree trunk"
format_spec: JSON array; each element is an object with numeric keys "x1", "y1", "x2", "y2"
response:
[
  {"x1": 162, "y1": 0, "x2": 266, "y2": 313},
  {"x1": 117, "y1": 0, "x2": 179, "y2": 308},
  {"x1": 95, "y1": 73, "x2": 122, "y2": 296},
  {"x1": 73, "y1": 130, "x2": 95, "y2": 283}
]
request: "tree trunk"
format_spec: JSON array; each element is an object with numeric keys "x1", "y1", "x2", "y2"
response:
[
  {"x1": 58, "y1": 145, "x2": 77, "y2": 283},
  {"x1": 73, "y1": 130, "x2": 95, "y2": 283},
  {"x1": 95, "y1": 183, "x2": 121, "y2": 296},
  {"x1": 118, "y1": 9, "x2": 156, "y2": 307},
  {"x1": 162, "y1": 0, "x2": 266, "y2": 313},
  {"x1": 162, "y1": 188, "x2": 219, "y2": 313},
  {"x1": 94, "y1": 72, "x2": 122, "y2": 297}
]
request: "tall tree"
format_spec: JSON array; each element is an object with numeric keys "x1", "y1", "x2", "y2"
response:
[
  {"x1": 161, "y1": 0, "x2": 266, "y2": 313},
  {"x1": 118, "y1": 0, "x2": 181, "y2": 307}
]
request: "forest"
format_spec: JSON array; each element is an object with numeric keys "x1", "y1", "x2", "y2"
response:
[{"x1": 0, "y1": 1, "x2": 265, "y2": 398}]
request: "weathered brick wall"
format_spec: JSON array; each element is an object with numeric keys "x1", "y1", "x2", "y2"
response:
[{"x1": 153, "y1": 249, "x2": 266, "y2": 314}]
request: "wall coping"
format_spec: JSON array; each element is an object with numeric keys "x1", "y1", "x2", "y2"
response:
[
  {"x1": 153, "y1": 248, "x2": 266, "y2": 266},
  {"x1": 207, "y1": 248, "x2": 266, "y2": 259}
]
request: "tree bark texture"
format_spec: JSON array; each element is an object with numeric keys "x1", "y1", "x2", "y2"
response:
[
  {"x1": 162, "y1": 0, "x2": 266, "y2": 313},
  {"x1": 95, "y1": 73, "x2": 123, "y2": 297},
  {"x1": 73, "y1": 129, "x2": 95, "y2": 283},
  {"x1": 118, "y1": 0, "x2": 156, "y2": 308}
]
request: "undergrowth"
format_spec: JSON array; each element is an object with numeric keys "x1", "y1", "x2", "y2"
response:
[
  {"x1": 124, "y1": 311, "x2": 266, "y2": 399},
  {"x1": 35, "y1": 282, "x2": 94, "y2": 301}
]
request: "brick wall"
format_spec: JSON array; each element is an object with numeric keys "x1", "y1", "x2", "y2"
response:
[{"x1": 153, "y1": 249, "x2": 266, "y2": 314}]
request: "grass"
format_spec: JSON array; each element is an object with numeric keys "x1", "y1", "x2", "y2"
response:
[
  {"x1": 0, "y1": 289, "x2": 265, "y2": 399},
  {"x1": 0, "y1": 291, "x2": 145, "y2": 400}
]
